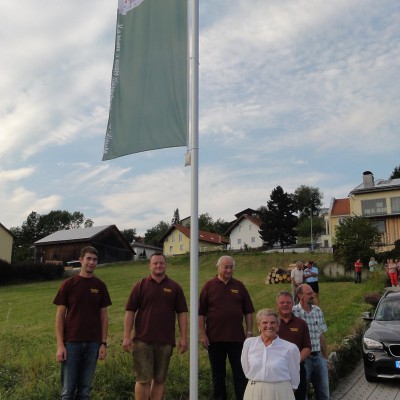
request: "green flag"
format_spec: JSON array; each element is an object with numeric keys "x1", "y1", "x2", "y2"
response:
[{"x1": 103, "y1": 0, "x2": 188, "y2": 160}]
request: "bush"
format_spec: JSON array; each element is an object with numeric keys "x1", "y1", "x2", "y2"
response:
[
  {"x1": 0, "y1": 261, "x2": 64, "y2": 285},
  {"x1": 364, "y1": 292, "x2": 381, "y2": 306}
]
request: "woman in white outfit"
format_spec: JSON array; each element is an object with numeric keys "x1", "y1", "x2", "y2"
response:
[{"x1": 241, "y1": 308, "x2": 300, "y2": 400}]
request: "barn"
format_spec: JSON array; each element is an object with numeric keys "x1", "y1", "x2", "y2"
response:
[{"x1": 34, "y1": 225, "x2": 134, "y2": 265}]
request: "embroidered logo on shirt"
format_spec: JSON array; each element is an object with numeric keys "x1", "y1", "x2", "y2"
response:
[
  {"x1": 163, "y1": 288, "x2": 172, "y2": 293},
  {"x1": 90, "y1": 289, "x2": 99, "y2": 294},
  {"x1": 290, "y1": 328, "x2": 299, "y2": 332},
  {"x1": 231, "y1": 289, "x2": 239, "y2": 294}
]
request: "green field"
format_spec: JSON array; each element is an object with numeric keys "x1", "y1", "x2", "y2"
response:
[{"x1": 0, "y1": 252, "x2": 383, "y2": 399}]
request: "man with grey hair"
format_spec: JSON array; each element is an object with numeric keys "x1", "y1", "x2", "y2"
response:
[{"x1": 199, "y1": 255, "x2": 255, "y2": 400}]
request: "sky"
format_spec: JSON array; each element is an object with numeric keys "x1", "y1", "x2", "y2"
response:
[{"x1": 1, "y1": 0, "x2": 400, "y2": 236}]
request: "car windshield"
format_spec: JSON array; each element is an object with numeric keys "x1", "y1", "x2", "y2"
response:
[{"x1": 375, "y1": 299, "x2": 400, "y2": 321}]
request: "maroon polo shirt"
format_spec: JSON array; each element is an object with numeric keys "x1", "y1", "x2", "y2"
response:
[
  {"x1": 53, "y1": 275, "x2": 112, "y2": 342},
  {"x1": 278, "y1": 313, "x2": 311, "y2": 352},
  {"x1": 198, "y1": 276, "x2": 255, "y2": 342},
  {"x1": 125, "y1": 275, "x2": 188, "y2": 346}
]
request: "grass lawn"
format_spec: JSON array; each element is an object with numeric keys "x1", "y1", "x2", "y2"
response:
[{"x1": 0, "y1": 252, "x2": 383, "y2": 399}]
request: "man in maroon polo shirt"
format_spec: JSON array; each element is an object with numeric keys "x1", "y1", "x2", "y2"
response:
[
  {"x1": 199, "y1": 255, "x2": 254, "y2": 400},
  {"x1": 276, "y1": 291, "x2": 311, "y2": 400},
  {"x1": 123, "y1": 253, "x2": 188, "y2": 400}
]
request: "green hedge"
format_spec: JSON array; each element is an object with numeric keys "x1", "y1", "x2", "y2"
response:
[{"x1": 0, "y1": 259, "x2": 64, "y2": 285}]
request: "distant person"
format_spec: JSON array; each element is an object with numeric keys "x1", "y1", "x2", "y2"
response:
[
  {"x1": 123, "y1": 253, "x2": 188, "y2": 400},
  {"x1": 354, "y1": 258, "x2": 363, "y2": 284},
  {"x1": 386, "y1": 259, "x2": 399, "y2": 287},
  {"x1": 368, "y1": 257, "x2": 378, "y2": 272},
  {"x1": 241, "y1": 308, "x2": 300, "y2": 400},
  {"x1": 293, "y1": 284, "x2": 329, "y2": 400},
  {"x1": 303, "y1": 261, "x2": 319, "y2": 306},
  {"x1": 199, "y1": 255, "x2": 255, "y2": 400},
  {"x1": 291, "y1": 261, "x2": 304, "y2": 303},
  {"x1": 276, "y1": 291, "x2": 311, "y2": 400},
  {"x1": 53, "y1": 246, "x2": 112, "y2": 400}
]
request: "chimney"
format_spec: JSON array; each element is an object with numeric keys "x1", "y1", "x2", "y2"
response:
[{"x1": 363, "y1": 171, "x2": 374, "y2": 188}]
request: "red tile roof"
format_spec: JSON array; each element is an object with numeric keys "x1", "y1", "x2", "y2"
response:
[
  {"x1": 331, "y1": 198, "x2": 350, "y2": 216},
  {"x1": 172, "y1": 225, "x2": 229, "y2": 245}
]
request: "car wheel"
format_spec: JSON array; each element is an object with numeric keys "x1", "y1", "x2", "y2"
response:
[{"x1": 364, "y1": 371, "x2": 377, "y2": 382}]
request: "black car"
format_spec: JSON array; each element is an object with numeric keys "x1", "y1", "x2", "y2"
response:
[{"x1": 362, "y1": 288, "x2": 400, "y2": 382}]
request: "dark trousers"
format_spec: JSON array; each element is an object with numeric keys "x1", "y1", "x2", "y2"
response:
[
  {"x1": 208, "y1": 342, "x2": 247, "y2": 400},
  {"x1": 295, "y1": 362, "x2": 307, "y2": 400},
  {"x1": 355, "y1": 271, "x2": 362, "y2": 283}
]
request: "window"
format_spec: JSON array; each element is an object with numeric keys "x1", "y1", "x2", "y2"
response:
[
  {"x1": 391, "y1": 197, "x2": 400, "y2": 214},
  {"x1": 361, "y1": 198, "x2": 387, "y2": 216},
  {"x1": 178, "y1": 233, "x2": 183, "y2": 242},
  {"x1": 251, "y1": 237, "x2": 255, "y2": 243},
  {"x1": 171, "y1": 234, "x2": 175, "y2": 243},
  {"x1": 238, "y1": 239, "x2": 242, "y2": 245},
  {"x1": 180, "y1": 245, "x2": 184, "y2": 251},
  {"x1": 249, "y1": 225, "x2": 252, "y2": 230},
  {"x1": 169, "y1": 246, "x2": 173, "y2": 252},
  {"x1": 371, "y1": 220, "x2": 386, "y2": 233}
]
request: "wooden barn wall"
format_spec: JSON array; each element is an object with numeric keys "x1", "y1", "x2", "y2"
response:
[{"x1": 34, "y1": 226, "x2": 133, "y2": 264}]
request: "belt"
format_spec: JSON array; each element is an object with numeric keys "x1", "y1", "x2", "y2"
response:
[{"x1": 310, "y1": 351, "x2": 320, "y2": 357}]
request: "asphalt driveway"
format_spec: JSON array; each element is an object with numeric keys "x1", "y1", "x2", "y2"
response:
[{"x1": 331, "y1": 360, "x2": 400, "y2": 400}]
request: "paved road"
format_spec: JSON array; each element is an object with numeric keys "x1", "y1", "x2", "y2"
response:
[{"x1": 331, "y1": 360, "x2": 400, "y2": 400}]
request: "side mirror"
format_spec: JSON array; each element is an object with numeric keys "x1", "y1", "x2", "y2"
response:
[{"x1": 362, "y1": 311, "x2": 373, "y2": 321}]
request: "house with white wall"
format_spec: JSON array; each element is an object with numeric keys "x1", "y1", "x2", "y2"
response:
[{"x1": 225, "y1": 208, "x2": 264, "y2": 250}]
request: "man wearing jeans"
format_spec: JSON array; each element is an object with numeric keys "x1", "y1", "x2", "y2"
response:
[
  {"x1": 53, "y1": 246, "x2": 112, "y2": 399},
  {"x1": 293, "y1": 284, "x2": 329, "y2": 400},
  {"x1": 199, "y1": 255, "x2": 254, "y2": 400}
]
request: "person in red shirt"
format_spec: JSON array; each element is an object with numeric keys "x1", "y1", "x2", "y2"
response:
[
  {"x1": 354, "y1": 258, "x2": 363, "y2": 284},
  {"x1": 123, "y1": 253, "x2": 188, "y2": 400},
  {"x1": 53, "y1": 246, "x2": 112, "y2": 399},
  {"x1": 199, "y1": 255, "x2": 255, "y2": 400}
]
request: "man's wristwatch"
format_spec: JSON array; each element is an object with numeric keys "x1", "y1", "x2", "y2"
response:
[{"x1": 100, "y1": 341, "x2": 108, "y2": 347}]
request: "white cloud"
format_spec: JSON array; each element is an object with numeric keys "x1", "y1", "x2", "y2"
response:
[{"x1": 1, "y1": 0, "x2": 399, "y2": 238}]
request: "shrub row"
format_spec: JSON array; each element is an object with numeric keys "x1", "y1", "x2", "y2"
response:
[{"x1": 0, "y1": 259, "x2": 64, "y2": 285}]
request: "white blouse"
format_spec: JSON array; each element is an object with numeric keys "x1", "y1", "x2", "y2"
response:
[{"x1": 241, "y1": 336, "x2": 300, "y2": 389}]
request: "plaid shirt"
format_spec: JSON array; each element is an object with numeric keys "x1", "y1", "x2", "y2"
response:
[{"x1": 292, "y1": 303, "x2": 327, "y2": 352}]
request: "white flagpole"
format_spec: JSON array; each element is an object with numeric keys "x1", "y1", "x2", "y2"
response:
[{"x1": 189, "y1": 0, "x2": 199, "y2": 397}]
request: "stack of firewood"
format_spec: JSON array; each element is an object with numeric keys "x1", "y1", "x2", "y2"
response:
[{"x1": 265, "y1": 267, "x2": 291, "y2": 284}]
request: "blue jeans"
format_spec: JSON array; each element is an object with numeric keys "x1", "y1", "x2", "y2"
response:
[
  {"x1": 304, "y1": 353, "x2": 329, "y2": 400},
  {"x1": 208, "y1": 342, "x2": 247, "y2": 400},
  {"x1": 61, "y1": 342, "x2": 100, "y2": 400}
]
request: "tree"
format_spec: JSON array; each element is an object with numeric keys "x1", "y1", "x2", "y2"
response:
[
  {"x1": 213, "y1": 218, "x2": 231, "y2": 236},
  {"x1": 144, "y1": 220, "x2": 169, "y2": 248},
  {"x1": 293, "y1": 185, "x2": 323, "y2": 221},
  {"x1": 121, "y1": 228, "x2": 137, "y2": 244},
  {"x1": 390, "y1": 165, "x2": 400, "y2": 179},
  {"x1": 198, "y1": 213, "x2": 214, "y2": 232},
  {"x1": 259, "y1": 186, "x2": 298, "y2": 250},
  {"x1": 297, "y1": 217, "x2": 325, "y2": 239},
  {"x1": 11, "y1": 210, "x2": 94, "y2": 262},
  {"x1": 171, "y1": 208, "x2": 180, "y2": 225},
  {"x1": 333, "y1": 216, "x2": 383, "y2": 270}
]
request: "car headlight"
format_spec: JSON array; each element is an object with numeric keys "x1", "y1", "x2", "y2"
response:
[{"x1": 363, "y1": 337, "x2": 383, "y2": 350}]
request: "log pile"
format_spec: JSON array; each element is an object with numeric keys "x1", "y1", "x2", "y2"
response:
[{"x1": 265, "y1": 267, "x2": 291, "y2": 284}]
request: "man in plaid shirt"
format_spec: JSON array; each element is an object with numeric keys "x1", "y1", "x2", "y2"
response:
[{"x1": 292, "y1": 284, "x2": 329, "y2": 400}]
